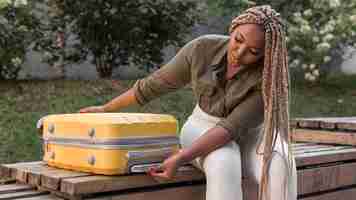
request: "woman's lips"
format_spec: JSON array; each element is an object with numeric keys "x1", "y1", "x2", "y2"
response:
[
  {"x1": 230, "y1": 57, "x2": 240, "y2": 68},
  {"x1": 231, "y1": 63, "x2": 240, "y2": 69}
]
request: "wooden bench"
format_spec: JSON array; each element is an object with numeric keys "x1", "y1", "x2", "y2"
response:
[
  {"x1": 2, "y1": 117, "x2": 356, "y2": 200},
  {"x1": 291, "y1": 117, "x2": 356, "y2": 145},
  {"x1": 2, "y1": 142, "x2": 356, "y2": 200}
]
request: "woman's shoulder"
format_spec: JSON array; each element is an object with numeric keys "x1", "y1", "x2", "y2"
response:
[{"x1": 190, "y1": 34, "x2": 230, "y2": 47}]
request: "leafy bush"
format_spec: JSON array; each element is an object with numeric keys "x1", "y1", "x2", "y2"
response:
[
  {"x1": 0, "y1": 0, "x2": 39, "y2": 79},
  {"x1": 36, "y1": 0, "x2": 200, "y2": 78},
  {"x1": 206, "y1": 0, "x2": 356, "y2": 83}
]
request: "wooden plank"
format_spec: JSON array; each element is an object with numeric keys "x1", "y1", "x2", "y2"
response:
[
  {"x1": 0, "y1": 178, "x2": 15, "y2": 185},
  {"x1": 61, "y1": 167, "x2": 204, "y2": 195},
  {"x1": 24, "y1": 165, "x2": 90, "y2": 190},
  {"x1": 12, "y1": 162, "x2": 45, "y2": 183},
  {"x1": 319, "y1": 121, "x2": 336, "y2": 130},
  {"x1": 295, "y1": 147, "x2": 356, "y2": 167},
  {"x1": 290, "y1": 119, "x2": 298, "y2": 128},
  {"x1": 38, "y1": 186, "x2": 83, "y2": 200},
  {"x1": 0, "y1": 184, "x2": 33, "y2": 194},
  {"x1": 87, "y1": 184, "x2": 206, "y2": 200},
  {"x1": 337, "y1": 119, "x2": 356, "y2": 131},
  {"x1": 293, "y1": 145, "x2": 335, "y2": 154},
  {"x1": 41, "y1": 169, "x2": 90, "y2": 190},
  {"x1": 297, "y1": 162, "x2": 356, "y2": 195},
  {"x1": 295, "y1": 117, "x2": 356, "y2": 131},
  {"x1": 292, "y1": 143, "x2": 318, "y2": 149},
  {"x1": 293, "y1": 143, "x2": 329, "y2": 150},
  {"x1": 293, "y1": 146, "x2": 351, "y2": 156},
  {"x1": 0, "y1": 166, "x2": 10, "y2": 179},
  {"x1": 299, "y1": 187, "x2": 356, "y2": 200},
  {"x1": 0, "y1": 190, "x2": 48, "y2": 200},
  {"x1": 292, "y1": 129, "x2": 356, "y2": 145},
  {"x1": 15, "y1": 194, "x2": 64, "y2": 200},
  {"x1": 296, "y1": 118, "x2": 321, "y2": 129},
  {"x1": 0, "y1": 162, "x2": 43, "y2": 183}
]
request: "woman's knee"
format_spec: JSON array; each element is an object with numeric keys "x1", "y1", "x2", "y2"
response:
[{"x1": 202, "y1": 142, "x2": 242, "y2": 181}]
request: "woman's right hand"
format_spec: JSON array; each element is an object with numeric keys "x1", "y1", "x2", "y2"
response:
[{"x1": 79, "y1": 105, "x2": 107, "y2": 113}]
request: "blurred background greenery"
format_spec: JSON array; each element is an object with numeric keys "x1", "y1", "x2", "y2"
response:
[
  {"x1": 0, "y1": 0, "x2": 356, "y2": 163},
  {"x1": 1, "y1": 73, "x2": 356, "y2": 163}
]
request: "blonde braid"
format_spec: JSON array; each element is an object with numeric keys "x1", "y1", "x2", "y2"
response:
[{"x1": 229, "y1": 5, "x2": 293, "y2": 200}]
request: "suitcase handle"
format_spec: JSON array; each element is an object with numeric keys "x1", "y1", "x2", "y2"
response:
[{"x1": 127, "y1": 148, "x2": 174, "y2": 160}]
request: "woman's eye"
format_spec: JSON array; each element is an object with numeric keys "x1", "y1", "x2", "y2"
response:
[
  {"x1": 235, "y1": 37, "x2": 242, "y2": 43},
  {"x1": 250, "y1": 51, "x2": 258, "y2": 56},
  {"x1": 235, "y1": 33, "x2": 243, "y2": 42},
  {"x1": 250, "y1": 49, "x2": 260, "y2": 56}
]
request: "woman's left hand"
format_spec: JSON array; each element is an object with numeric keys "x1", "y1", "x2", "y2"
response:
[{"x1": 148, "y1": 150, "x2": 184, "y2": 179}]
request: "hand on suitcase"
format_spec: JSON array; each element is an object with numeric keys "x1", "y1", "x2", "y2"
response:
[
  {"x1": 147, "y1": 150, "x2": 184, "y2": 180},
  {"x1": 36, "y1": 117, "x2": 45, "y2": 137},
  {"x1": 79, "y1": 105, "x2": 106, "y2": 113}
]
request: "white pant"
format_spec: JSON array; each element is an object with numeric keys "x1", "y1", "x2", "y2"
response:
[{"x1": 180, "y1": 105, "x2": 297, "y2": 200}]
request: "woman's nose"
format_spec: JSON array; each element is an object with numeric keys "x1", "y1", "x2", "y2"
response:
[{"x1": 236, "y1": 44, "x2": 247, "y2": 59}]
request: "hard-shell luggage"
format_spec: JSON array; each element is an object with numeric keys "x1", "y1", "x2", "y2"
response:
[{"x1": 41, "y1": 113, "x2": 179, "y2": 175}]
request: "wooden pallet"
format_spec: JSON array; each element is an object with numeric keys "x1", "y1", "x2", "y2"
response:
[
  {"x1": 2, "y1": 142, "x2": 356, "y2": 200},
  {"x1": 291, "y1": 117, "x2": 356, "y2": 145},
  {"x1": 0, "y1": 162, "x2": 206, "y2": 200}
]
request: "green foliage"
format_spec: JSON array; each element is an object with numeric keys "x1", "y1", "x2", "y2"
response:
[
  {"x1": 35, "y1": 0, "x2": 200, "y2": 78},
  {"x1": 0, "y1": 0, "x2": 40, "y2": 80},
  {"x1": 206, "y1": 0, "x2": 356, "y2": 83},
  {"x1": 1, "y1": 76, "x2": 356, "y2": 162}
]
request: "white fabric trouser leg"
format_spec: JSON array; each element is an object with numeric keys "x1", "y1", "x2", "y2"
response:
[{"x1": 179, "y1": 105, "x2": 297, "y2": 200}]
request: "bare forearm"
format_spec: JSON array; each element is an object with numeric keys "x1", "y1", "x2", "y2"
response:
[
  {"x1": 103, "y1": 88, "x2": 138, "y2": 112},
  {"x1": 178, "y1": 126, "x2": 233, "y2": 164}
]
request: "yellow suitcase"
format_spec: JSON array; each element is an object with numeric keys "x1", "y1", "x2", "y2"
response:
[{"x1": 41, "y1": 113, "x2": 179, "y2": 175}]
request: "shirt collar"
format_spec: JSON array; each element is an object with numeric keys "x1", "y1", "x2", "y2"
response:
[{"x1": 211, "y1": 37, "x2": 229, "y2": 67}]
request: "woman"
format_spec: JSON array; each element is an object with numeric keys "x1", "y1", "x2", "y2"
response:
[{"x1": 80, "y1": 5, "x2": 297, "y2": 200}]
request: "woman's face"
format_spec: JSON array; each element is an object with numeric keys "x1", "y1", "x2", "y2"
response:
[{"x1": 227, "y1": 24, "x2": 265, "y2": 69}]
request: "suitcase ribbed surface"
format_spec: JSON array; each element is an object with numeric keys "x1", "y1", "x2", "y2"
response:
[{"x1": 41, "y1": 113, "x2": 179, "y2": 175}]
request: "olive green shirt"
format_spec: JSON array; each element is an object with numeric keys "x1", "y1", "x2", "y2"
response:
[{"x1": 133, "y1": 35, "x2": 264, "y2": 143}]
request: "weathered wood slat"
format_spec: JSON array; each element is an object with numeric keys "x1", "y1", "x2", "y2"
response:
[
  {"x1": 294, "y1": 117, "x2": 356, "y2": 131},
  {"x1": 297, "y1": 119, "x2": 321, "y2": 129},
  {"x1": 319, "y1": 121, "x2": 336, "y2": 130},
  {"x1": 0, "y1": 184, "x2": 33, "y2": 194},
  {"x1": 13, "y1": 162, "x2": 46, "y2": 183},
  {"x1": 293, "y1": 143, "x2": 329, "y2": 150},
  {"x1": 15, "y1": 194, "x2": 64, "y2": 200},
  {"x1": 87, "y1": 185, "x2": 206, "y2": 200},
  {"x1": 61, "y1": 167, "x2": 204, "y2": 195},
  {"x1": 0, "y1": 162, "x2": 43, "y2": 183},
  {"x1": 292, "y1": 129, "x2": 356, "y2": 145},
  {"x1": 294, "y1": 145, "x2": 351, "y2": 156},
  {"x1": 299, "y1": 187, "x2": 356, "y2": 200},
  {"x1": 0, "y1": 162, "x2": 42, "y2": 180},
  {"x1": 292, "y1": 143, "x2": 316, "y2": 147},
  {"x1": 293, "y1": 145, "x2": 336, "y2": 154},
  {"x1": 38, "y1": 167, "x2": 89, "y2": 190},
  {"x1": 337, "y1": 121, "x2": 356, "y2": 131},
  {"x1": 295, "y1": 147, "x2": 356, "y2": 167},
  {"x1": 2, "y1": 136, "x2": 356, "y2": 199},
  {"x1": 0, "y1": 189, "x2": 48, "y2": 200},
  {"x1": 0, "y1": 178, "x2": 15, "y2": 185},
  {"x1": 297, "y1": 162, "x2": 356, "y2": 195},
  {"x1": 38, "y1": 186, "x2": 83, "y2": 200}
]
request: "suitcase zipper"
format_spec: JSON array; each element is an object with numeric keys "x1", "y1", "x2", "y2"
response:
[{"x1": 43, "y1": 136, "x2": 179, "y2": 150}]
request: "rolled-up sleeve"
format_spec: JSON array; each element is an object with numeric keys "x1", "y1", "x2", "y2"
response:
[
  {"x1": 133, "y1": 39, "x2": 198, "y2": 106},
  {"x1": 216, "y1": 88, "x2": 264, "y2": 143}
]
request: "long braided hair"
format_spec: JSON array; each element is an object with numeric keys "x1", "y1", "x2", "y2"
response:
[{"x1": 229, "y1": 5, "x2": 293, "y2": 200}]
